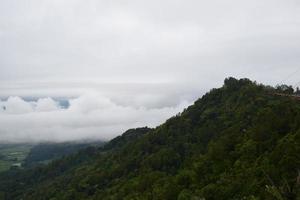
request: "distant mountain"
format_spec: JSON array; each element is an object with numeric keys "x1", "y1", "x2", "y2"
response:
[
  {"x1": 1, "y1": 78, "x2": 300, "y2": 200},
  {"x1": 23, "y1": 141, "x2": 104, "y2": 168}
]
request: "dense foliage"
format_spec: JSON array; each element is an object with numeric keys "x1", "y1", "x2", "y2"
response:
[{"x1": 1, "y1": 78, "x2": 300, "y2": 200}]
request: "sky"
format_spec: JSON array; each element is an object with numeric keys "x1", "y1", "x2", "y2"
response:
[{"x1": 0, "y1": 0, "x2": 300, "y2": 143}]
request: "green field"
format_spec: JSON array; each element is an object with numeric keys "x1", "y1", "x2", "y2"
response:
[{"x1": 0, "y1": 144, "x2": 33, "y2": 172}]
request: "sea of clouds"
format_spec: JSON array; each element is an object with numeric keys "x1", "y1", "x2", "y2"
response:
[{"x1": 0, "y1": 92, "x2": 190, "y2": 143}]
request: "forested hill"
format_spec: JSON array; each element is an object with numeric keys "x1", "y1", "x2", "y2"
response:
[{"x1": 1, "y1": 77, "x2": 300, "y2": 200}]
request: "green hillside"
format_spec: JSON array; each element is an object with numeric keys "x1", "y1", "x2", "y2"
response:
[{"x1": 1, "y1": 78, "x2": 300, "y2": 200}]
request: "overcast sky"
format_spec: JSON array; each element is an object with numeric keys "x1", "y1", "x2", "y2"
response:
[{"x1": 0, "y1": 0, "x2": 300, "y2": 143}]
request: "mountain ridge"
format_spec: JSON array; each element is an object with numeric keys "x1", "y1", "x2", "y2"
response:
[{"x1": 1, "y1": 77, "x2": 300, "y2": 200}]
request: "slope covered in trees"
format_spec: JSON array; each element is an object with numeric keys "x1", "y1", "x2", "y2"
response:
[{"x1": 1, "y1": 78, "x2": 300, "y2": 200}]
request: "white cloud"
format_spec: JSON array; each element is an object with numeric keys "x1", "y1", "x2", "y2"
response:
[
  {"x1": 0, "y1": 96, "x2": 33, "y2": 114},
  {"x1": 35, "y1": 97, "x2": 59, "y2": 112},
  {"x1": 0, "y1": 92, "x2": 189, "y2": 143}
]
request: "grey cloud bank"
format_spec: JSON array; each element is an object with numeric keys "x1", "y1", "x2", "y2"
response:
[
  {"x1": 0, "y1": 93, "x2": 189, "y2": 143},
  {"x1": 0, "y1": 0, "x2": 300, "y2": 142}
]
